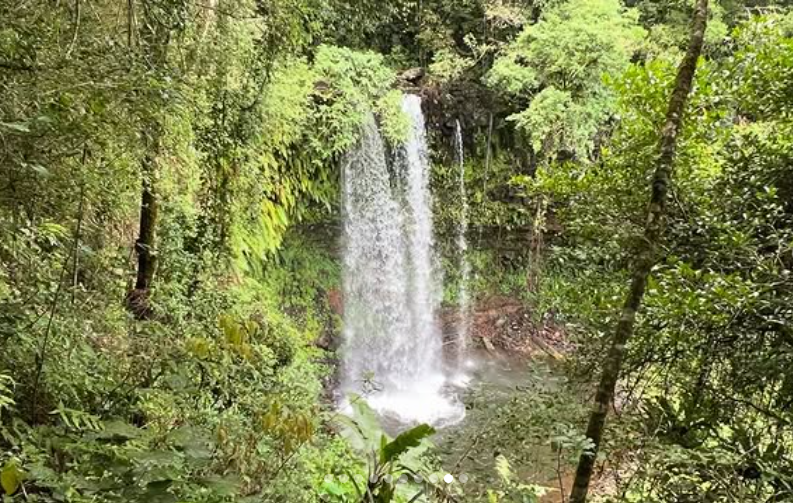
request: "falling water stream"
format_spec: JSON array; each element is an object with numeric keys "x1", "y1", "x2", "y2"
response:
[
  {"x1": 339, "y1": 96, "x2": 464, "y2": 427},
  {"x1": 399, "y1": 96, "x2": 442, "y2": 374},
  {"x1": 454, "y1": 120, "x2": 472, "y2": 367}
]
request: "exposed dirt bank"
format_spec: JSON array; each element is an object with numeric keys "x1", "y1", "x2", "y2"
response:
[{"x1": 440, "y1": 295, "x2": 572, "y2": 359}]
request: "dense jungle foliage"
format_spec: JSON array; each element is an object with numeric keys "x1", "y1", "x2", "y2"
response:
[{"x1": 1, "y1": 0, "x2": 792, "y2": 501}]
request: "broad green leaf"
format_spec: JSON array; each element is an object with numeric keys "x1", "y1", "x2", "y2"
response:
[
  {"x1": 198, "y1": 475, "x2": 241, "y2": 496},
  {"x1": 336, "y1": 395, "x2": 384, "y2": 453},
  {"x1": 1, "y1": 462, "x2": 22, "y2": 495},
  {"x1": 380, "y1": 424, "x2": 435, "y2": 464},
  {"x1": 98, "y1": 420, "x2": 142, "y2": 440}
]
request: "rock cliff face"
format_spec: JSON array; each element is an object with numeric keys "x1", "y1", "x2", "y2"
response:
[
  {"x1": 315, "y1": 288, "x2": 343, "y2": 352},
  {"x1": 327, "y1": 288, "x2": 343, "y2": 316},
  {"x1": 396, "y1": 74, "x2": 539, "y2": 179}
]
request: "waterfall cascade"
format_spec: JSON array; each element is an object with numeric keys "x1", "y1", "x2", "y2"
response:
[
  {"x1": 399, "y1": 96, "x2": 441, "y2": 374},
  {"x1": 339, "y1": 96, "x2": 464, "y2": 426},
  {"x1": 454, "y1": 120, "x2": 472, "y2": 364}
]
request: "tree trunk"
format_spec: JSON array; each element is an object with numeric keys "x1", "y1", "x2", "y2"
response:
[
  {"x1": 127, "y1": 144, "x2": 159, "y2": 319},
  {"x1": 568, "y1": 0, "x2": 709, "y2": 501},
  {"x1": 125, "y1": 7, "x2": 171, "y2": 319}
]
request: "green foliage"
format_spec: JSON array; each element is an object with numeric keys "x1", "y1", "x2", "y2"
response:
[
  {"x1": 0, "y1": 375, "x2": 15, "y2": 421},
  {"x1": 487, "y1": 0, "x2": 645, "y2": 160},
  {"x1": 525, "y1": 11, "x2": 793, "y2": 502},
  {"x1": 0, "y1": 0, "x2": 410, "y2": 496},
  {"x1": 326, "y1": 397, "x2": 458, "y2": 502},
  {"x1": 487, "y1": 454, "x2": 548, "y2": 502},
  {"x1": 633, "y1": 0, "x2": 729, "y2": 58},
  {"x1": 310, "y1": 45, "x2": 403, "y2": 154},
  {"x1": 0, "y1": 5, "x2": 355, "y2": 484},
  {"x1": 377, "y1": 90, "x2": 412, "y2": 145},
  {"x1": 3, "y1": 0, "x2": 793, "y2": 502},
  {"x1": 429, "y1": 48, "x2": 475, "y2": 83},
  {"x1": 382, "y1": 424, "x2": 436, "y2": 465},
  {"x1": 0, "y1": 233, "x2": 347, "y2": 501},
  {"x1": 228, "y1": 45, "x2": 406, "y2": 272}
]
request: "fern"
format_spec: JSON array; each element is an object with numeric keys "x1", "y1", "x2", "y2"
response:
[
  {"x1": 50, "y1": 402, "x2": 102, "y2": 431},
  {"x1": 0, "y1": 374, "x2": 14, "y2": 420},
  {"x1": 495, "y1": 454, "x2": 513, "y2": 484}
]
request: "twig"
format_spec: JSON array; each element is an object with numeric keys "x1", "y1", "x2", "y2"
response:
[
  {"x1": 30, "y1": 187, "x2": 85, "y2": 418},
  {"x1": 66, "y1": 0, "x2": 81, "y2": 57},
  {"x1": 453, "y1": 415, "x2": 494, "y2": 471},
  {"x1": 557, "y1": 447, "x2": 567, "y2": 503},
  {"x1": 127, "y1": 0, "x2": 134, "y2": 47},
  {"x1": 71, "y1": 151, "x2": 87, "y2": 303},
  {"x1": 407, "y1": 488, "x2": 426, "y2": 503}
]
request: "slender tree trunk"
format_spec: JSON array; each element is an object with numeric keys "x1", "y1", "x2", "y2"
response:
[
  {"x1": 569, "y1": 0, "x2": 709, "y2": 501},
  {"x1": 126, "y1": 9, "x2": 171, "y2": 319},
  {"x1": 127, "y1": 135, "x2": 160, "y2": 319},
  {"x1": 134, "y1": 157, "x2": 157, "y2": 291},
  {"x1": 127, "y1": 0, "x2": 134, "y2": 48}
]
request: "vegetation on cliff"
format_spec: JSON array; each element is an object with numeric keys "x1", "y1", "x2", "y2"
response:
[{"x1": 2, "y1": 0, "x2": 793, "y2": 501}]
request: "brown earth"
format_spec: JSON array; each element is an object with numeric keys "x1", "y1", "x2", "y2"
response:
[
  {"x1": 440, "y1": 295, "x2": 572, "y2": 359},
  {"x1": 320, "y1": 290, "x2": 571, "y2": 359}
]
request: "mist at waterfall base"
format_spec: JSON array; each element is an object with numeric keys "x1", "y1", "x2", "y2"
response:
[{"x1": 338, "y1": 95, "x2": 466, "y2": 427}]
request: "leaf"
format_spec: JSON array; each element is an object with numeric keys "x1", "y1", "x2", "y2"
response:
[
  {"x1": 198, "y1": 475, "x2": 241, "y2": 496},
  {"x1": 134, "y1": 450, "x2": 180, "y2": 466},
  {"x1": 1, "y1": 461, "x2": 23, "y2": 495},
  {"x1": 495, "y1": 455, "x2": 512, "y2": 484},
  {"x1": 140, "y1": 480, "x2": 177, "y2": 503},
  {"x1": 98, "y1": 420, "x2": 142, "y2": 440},
  {"x1": 349, "y1": 397, "x2": 381, "y2": 441},
  {"x1": 26, "y1": 163, "x2": 50, "y2": 176},
  {"x1": 380, "y1": 424, "x2": 435, "y2": 464},
  {"x1": 322, "y1": 480, "x2": 346, "y2": 496},
  {"x1": 336, "y1": 395, "x2": 384, "y2": 453},
  {"x1": 0, "y1": 122, "x2": 30, "y2": 133}
]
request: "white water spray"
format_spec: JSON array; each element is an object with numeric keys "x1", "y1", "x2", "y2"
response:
[{"x1": 339, "y1": 98, "x2": 464, "y2": 426}]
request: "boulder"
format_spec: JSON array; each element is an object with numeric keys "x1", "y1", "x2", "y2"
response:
[{"x1": 399, "y1": 67, "x2": 426, "y2": 85}]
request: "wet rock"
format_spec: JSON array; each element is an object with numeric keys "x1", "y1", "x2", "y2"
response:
[
  {"x1": 439, "y1": 295, "x2": 569, "y2": 358},
  {"x1": 399, "y1": 67, "x2": 426, "y2": 85},
  {"x1": 315, "y1": 331, "x2": 335, "y2": 351}
]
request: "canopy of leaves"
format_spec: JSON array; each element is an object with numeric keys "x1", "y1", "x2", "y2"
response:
[{"x1": 487, "y1": 0, "x2": 645, "y2": 159}]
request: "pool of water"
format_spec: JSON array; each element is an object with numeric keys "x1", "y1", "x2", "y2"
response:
[
  {"x1": 435, "y1": 351, "x2": 572, "y2": 501},
  {"x1": 337, "y1": 347, "x2": 574, "y2": 501},
  {"x1": 368, "y1": 349, "x2": 531, "y2": 435}
]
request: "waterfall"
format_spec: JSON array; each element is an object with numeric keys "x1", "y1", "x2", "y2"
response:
[
  {"x1": 398, "y1": 95, "x2": 442, "y2": 371},
  {"x1": 454, "y1": 120, "x2": 472, "y2": 364},
  {"x1": 339, "y1": 98, "x2": 463, "y2": 426},
  {"x1": 340, "y1": 116, "x2": 411, "y2": 396}
]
